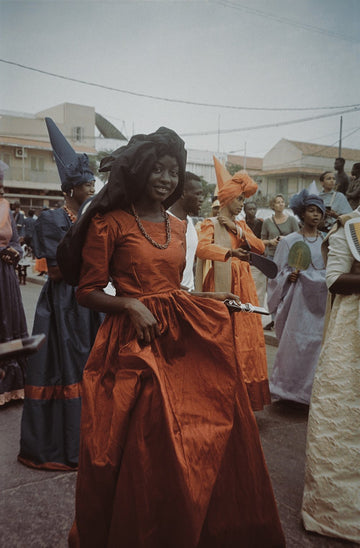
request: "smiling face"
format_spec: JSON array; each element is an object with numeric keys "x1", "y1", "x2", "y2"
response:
[
  {"x1": 72, "y1": 180, "x2": 96, "y2": 207},
  {"x1": 146, "y1": 155, "x2": 179, "y2": 205},
  {"x1": 302, "y1": 204, "x2": 323, "y2": 229},
  {"x1": 320, "y1": 172, "x2": 336, "y2": 192},
  {"x1": 227, "y1": 194, "x2": 245, "y2": 217}
]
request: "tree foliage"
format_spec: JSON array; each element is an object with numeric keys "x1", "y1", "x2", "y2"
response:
[{"x1": 226, "y1": 162, "x2": 243, "y2": 175}]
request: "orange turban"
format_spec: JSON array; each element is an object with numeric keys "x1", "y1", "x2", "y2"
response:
[{"x1": 213, "y1": 156, "x2": 257, "y2": 207}]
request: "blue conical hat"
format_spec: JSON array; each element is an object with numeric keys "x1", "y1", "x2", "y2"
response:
[{"x1": 45, "y1": 117, "x2": 95, "y2": 192}]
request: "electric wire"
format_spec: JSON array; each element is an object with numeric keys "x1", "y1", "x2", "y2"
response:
[
  {"x1": 215, "y1": 0, "x2": 359, "y2": 44},
  {"x1": 1, "y1": 58, "x2": 359, "y2": 113},
  {"x1": 180, "y1": 107, "x2": 360, "y2": 137}
]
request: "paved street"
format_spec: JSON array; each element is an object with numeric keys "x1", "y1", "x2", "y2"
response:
[{"x1": 0, "y1": 279, "x2": 357, "y2": 547}]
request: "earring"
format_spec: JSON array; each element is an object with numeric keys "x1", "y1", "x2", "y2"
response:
[{"x1": 69, "y1": 189, "x2": 73, "y2": 198}]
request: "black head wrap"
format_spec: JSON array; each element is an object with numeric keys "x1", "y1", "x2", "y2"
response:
[
  {"x1": 97, "y1": 126, "x2": 187, "y2": 210},
  {"x1": 57, "y1": 127, "x2": 187, "y2": 285}
]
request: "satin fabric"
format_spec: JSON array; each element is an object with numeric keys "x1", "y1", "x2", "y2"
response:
[
  {"x1": 196, "y1": 218, "x2": 271, "y2": 411},
  {"x1": 69, "y1": 210, "x2": 285, "y2": 547},
  {"x1": 19, "y1": 208, "x2": 103, "y2": 470},
  {"x1": 302, "y1": 211, "x2": 360, "y2": 542}
]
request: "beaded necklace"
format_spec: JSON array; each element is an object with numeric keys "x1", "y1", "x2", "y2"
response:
[
  {"x1": 63, "y1": 205, "x2": 77, "y2": 224},
  {"x1": 301, "y1": 231, "x2": 319, "y2": 244},
  {"x1": 131, "y1": 204, "x2": 171, "y2": 249}
]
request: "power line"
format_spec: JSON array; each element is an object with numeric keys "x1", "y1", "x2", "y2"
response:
[
  {"x1": 181, "y1": 106, "x2": 360, "y2": 137},
  {"x1": 1, "y1": 58, "x2": 359, "y2": 113},
  {"x1": 216, "y1": 0, "x2": 358, "y2": 44}
]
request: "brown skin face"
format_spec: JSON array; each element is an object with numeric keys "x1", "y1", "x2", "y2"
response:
[
  {"x1": 302, "y1": 205, "x2": 323, "y2": 231},
  {"x1": 334, "y1": 159, "x2": 344, "y2": 172},
  {"x1": 135, "y1": 155, "x2": 179, "y2": 219},
  {"x1": 227, "y1": 194, "x2": 245, "y2": 218},
  {"x1": 244, "y1": 202, "x2": 257, "y2": 220},
  {"x1": 182, "y1": 180, "x2": 204, "y2": 216},
  {"x1": 72, "y1": 181, "x2": 95, "y2": 208}
]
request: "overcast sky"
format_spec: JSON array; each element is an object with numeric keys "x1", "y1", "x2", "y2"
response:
[{"x1": 1, "y1": 0, "x2": 359, "y2": 158}]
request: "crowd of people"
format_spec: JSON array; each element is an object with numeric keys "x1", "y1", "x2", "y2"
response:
[{"x1": 0, "y1": 126, "x2": 359, "y2": 546}]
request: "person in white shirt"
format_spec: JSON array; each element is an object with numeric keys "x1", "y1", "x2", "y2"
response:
[{"x1": 168, "y1": 172, "x2": 203, "y2": 290}]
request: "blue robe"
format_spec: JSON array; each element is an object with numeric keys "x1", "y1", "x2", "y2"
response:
[
  {"x1": 19, "y1": 208, "x2": 103, "y2": 470},
  {"x1": 267, "y1": 232, "x2": 327, "y2": 404}
]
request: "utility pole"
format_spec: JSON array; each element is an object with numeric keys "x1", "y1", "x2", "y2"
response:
[
  {"x1": 217, "y1": 115, "x2": 220, "y2": 153},
  {"x1": 338, "y1": 116, "x2": 343, "y2": 157},
  {"x1": 243, "y1": 141, "x2": 247, "y2": 171}
]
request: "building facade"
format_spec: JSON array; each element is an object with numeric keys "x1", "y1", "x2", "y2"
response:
[
  {"x1": 260, "y1": 139, "x2": 360, "y2": 203},
  {"x1": 3, "y1": 103, "x2": 359, "y2": 213},
  {"x1": 0, "y1": 103, "x2": 97, "y2": 212}
]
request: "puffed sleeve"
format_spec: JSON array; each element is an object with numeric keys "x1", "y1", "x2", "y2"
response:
[
  {"x1": 196, "y1": 218, "x2": 230, "y2": 262},
  {"x1": 76, "y1": 213, "x2": 121, "y2": 300},
  {"x1": 326, "y1": 226, "x2": 354, "y2": 289},
  {"x1": 239, "y1": 221, "x2": 265, "y2": 254}
]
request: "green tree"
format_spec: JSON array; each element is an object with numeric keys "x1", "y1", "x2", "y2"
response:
[
  {"x1": 199, "y1": 177, "x2": 216, "y2": 217},
  {"x1": 226, "y1": 162, "x2": 243, "y2": 176}
]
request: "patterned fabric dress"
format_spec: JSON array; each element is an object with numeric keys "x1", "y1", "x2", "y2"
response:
[
  {"x1": 69, "y1": 210, "x2": 285, "y2": 548},
  {"x1": 18, "y1": 208, "x2": 103, "y2": 470},
  {"x1": 302, "y1": 209, "x2": 360, "y2": 543}
]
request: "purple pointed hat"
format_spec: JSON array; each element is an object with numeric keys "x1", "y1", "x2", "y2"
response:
[{"x1": 45, "y1": 117, "x2": 95, "y2": 192}]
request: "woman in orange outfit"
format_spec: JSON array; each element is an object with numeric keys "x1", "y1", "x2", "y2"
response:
[
  {"x1": 61, "y1": 128, "x2": 284, "y2": 548},
  {"x1": 196, "y1": 158, "x2": 270, "y2": 411}
]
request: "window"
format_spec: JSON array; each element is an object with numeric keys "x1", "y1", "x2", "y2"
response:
[
  {"x1": 276, "y1": 178, "x2": 288, "y2": 197},
  {"x1": 0, "y1": 152, "x2": 11, "y2": 166},
  {"x1": 72, "y1": 126, "x2": 84, "y2": 142},
  {"x1": 30, "y1": 156, "x2": 45, "y2": 172}
]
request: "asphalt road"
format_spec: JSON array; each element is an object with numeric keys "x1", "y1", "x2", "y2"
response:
[{"x1": 0, "y1": 280, "x2": 356, "y2": 547}]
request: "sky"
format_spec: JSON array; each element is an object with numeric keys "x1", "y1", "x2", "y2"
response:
[{"x1": 1, "y1": 0, "x2": 360, "y2": 158}]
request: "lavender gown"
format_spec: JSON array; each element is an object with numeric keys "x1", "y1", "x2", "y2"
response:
[{"x1": 267, "y1": 232, "x2": 327, "y2": 404}]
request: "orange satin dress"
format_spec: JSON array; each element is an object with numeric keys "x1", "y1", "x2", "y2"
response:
[
  {"x1": 69, "y1": 210, "x2": 285, "y2": 548},
  {"x1": 197, "y1": 218, "x2": 271, "y2": 411}
]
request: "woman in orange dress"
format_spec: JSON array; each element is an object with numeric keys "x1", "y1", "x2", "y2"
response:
[
  {"x1": 196, "y1": 158, "x2": 270, "y2": 411},
  {"x1": 62, "y1": 128, "x2": 285, "y2": 548}
]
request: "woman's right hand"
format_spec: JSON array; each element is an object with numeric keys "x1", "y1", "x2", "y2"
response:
[
  {"x1": 271, "y1": 237, "x2": 281, "y2": 247},
  {"x1": 231, "y1": 248, "x2": 250, "y2": 261},
  {"x1": 125, "y1": 299, "x2": 160, "y2": 345},
  {"x1": 288, "y1": 270, "x2": 299, "y2": 283}
]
